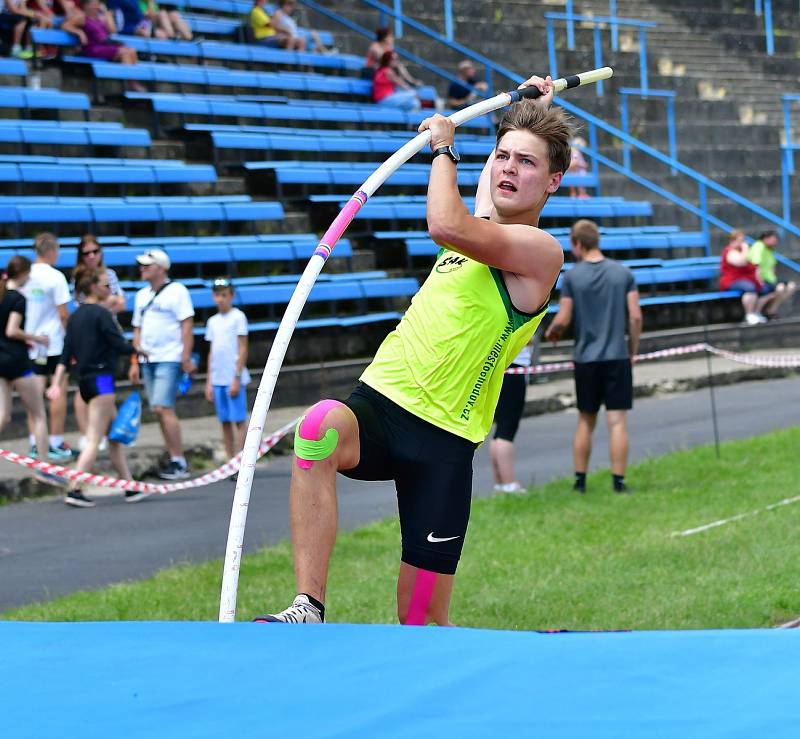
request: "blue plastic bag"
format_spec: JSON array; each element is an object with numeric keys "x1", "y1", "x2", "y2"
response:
[{"x1": 109, "y1": 390, "x2": 141, "y2": 446}]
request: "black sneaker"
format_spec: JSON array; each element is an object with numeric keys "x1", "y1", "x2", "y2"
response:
[
  {"x1": 125, "y1": 490, "x2": 153, "y2": 503},
  {"x1": 64, "y1": 490, "x2": 95, "y2": 508},
  {"x1": 156, "y1": 461, "x2": 190, "y2": 480},
  {"x1": 573, "y1": 480, "x2": 586, "y2": 494},
  {"x1": 614, "y1": 482, "x2": 632, "y2": 494}
]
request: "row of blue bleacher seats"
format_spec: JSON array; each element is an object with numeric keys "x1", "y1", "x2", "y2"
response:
[
  {"x1": 0, "y1": 235, "x2": 353, "y2": 272},
  {"x1": 0, "y1": 162, "x2": 215, "y2": 189},
  {"x1": 243, "y1": 160, "x2": 599, "y2": 195},
  {"x1": 31, "y1": 29, "x2": 357, "y2": 71},
  {"x1": 0, "y1": 123, "x2": 150, "y2": 148},
  {"x1": 67, "y1": 58, "x2": 416, "y2": 100},
  {"x1": 207, "y1": 130, "x2": 493, "y2": 161},
  {"x1": 0, "y1": 196, "x2": 283, "y2": 234},
  {"x1": 0, "y1": 87, "x2": 90, "y2": 114},
  {"x1": 127, "y1": 92, "x2": 493, "y2": 132},
  {"x1": 309, "y1": 195, "x2": 653, "y2": 223}
]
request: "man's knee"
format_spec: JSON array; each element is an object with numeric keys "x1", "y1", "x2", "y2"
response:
[
  {"x1": 294, "y1": 399, "x2": 355, "y2": 470},
  {"x1": 607, "y1": 411, "x2": 627, "y2": 429}
]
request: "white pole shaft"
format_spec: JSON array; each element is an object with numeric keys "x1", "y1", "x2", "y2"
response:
[{"x1": 218, "y1": 67, "x2": 613, "y2": 623}]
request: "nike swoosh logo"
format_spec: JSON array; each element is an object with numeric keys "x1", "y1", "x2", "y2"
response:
[{"x1": 427, "y1": 532, "x2": 460, "y2": 543}]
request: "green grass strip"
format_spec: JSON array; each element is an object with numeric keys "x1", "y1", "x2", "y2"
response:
[{"x1": 4, "y1": 427, "x2": 800, "y2": 630}]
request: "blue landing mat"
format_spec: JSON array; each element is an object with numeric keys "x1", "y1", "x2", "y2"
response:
[{"x1": 2, "y1": 622, "x2": 798, "y2": 738}]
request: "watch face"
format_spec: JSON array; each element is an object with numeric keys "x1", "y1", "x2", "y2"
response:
[{"x1": 449, "y1": 146, "x2": 460, "y2": 163}]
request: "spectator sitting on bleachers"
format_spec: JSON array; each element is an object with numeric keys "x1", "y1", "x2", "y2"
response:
[
  {"x1": 27, "y1": 0, "x2": 69, "y2": 58},
  {"x1": 1, "y1": 0, "x2": 50, "y2": 59},
  {"x1": 63, "y1": 0, "x2": 146, "y2": 92},
  {"x1": 748, "y1": 229, "x2": 797, "y2": 320},
  {"x1": 373, "y1": 50, "x2": 419, "y2": 111},
  {"x1": 249, "y1": 0, "x2": 283, "y2": 48},
  {"x1": 138, "y1": 0, "x2": 191, "y2": 41},
  {"x1": 105, "y1": 0, "x2": 150, "y2": 37},
  {"x1": 447, "y1": 59, "x2": 487, "y2": 110},
  {"x1": 271, "y1": 0, "x2": 327, "y2": 53},
  {"x1": 568, "y1": 136, "x2": 589, "y2": 199},
  {"x1": 363, "y1": 25, "x2": 421, "y2": 86},
  {"x1": 719, "y1": 229, "x2": 769, "y2": 326}
]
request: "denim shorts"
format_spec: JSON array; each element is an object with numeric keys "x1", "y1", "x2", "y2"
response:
[
  {"x1": 141, "y1": 361, "x2": 181, "y2": 409},
  {"x1": 213, "y1": 384, "x2": 248, "y2": 423},
  {"x1": 727, "y1": 279, "x2": 772, "y2": 296}
]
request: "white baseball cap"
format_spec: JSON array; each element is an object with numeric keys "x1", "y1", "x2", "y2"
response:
[{"x1": 136, "y1": 248, "x2": 171, "y2": 270}]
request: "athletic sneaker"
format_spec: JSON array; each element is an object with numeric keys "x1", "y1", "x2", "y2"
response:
[
  {"x1": 156, "y1": 461, "x2": 190, "y2": 480},
  {"x1": 49, "y1": 443, "x2": 77, "y2": 461},
  {"x1": 253, "y1": 594, "x2": 324, "y2": 624},
  {"x1": 64, "y1": 490, "x2": 95, "y2": 508},
  {"x1": 28, "y1": 443, "x2": 75, "y2": 462},
  {"x1": 125, "y1": 490, "x2": 153, "y2": 503},
  {"x1": 493, "y1": 482, "x2": 525, "y2": 494}
]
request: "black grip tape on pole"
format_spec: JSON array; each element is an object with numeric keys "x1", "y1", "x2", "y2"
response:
[
  {"x1": 563, "y1": 74, "x2": 581, "y2": 89},
  {"x1": 516, "y1": 86, "x2": 544, "y2": 100}
]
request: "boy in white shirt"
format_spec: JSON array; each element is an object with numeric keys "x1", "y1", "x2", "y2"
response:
[
  {"x1": 21, "y1": 232, "x2": 74, "y2": 461},
  {"x1": 204, "y1": 278, "x2": 250, "y2": 460}
]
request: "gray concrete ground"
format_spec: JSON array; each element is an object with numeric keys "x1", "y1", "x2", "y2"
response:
[{"x1": 0, "y1": 354, "x2": 797, "y2": 612}]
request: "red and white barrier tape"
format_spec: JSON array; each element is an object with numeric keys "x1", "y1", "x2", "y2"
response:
[
  {"x1": 0, "y1": 418, "x2": 299, "y2": 495},
  {"x1": 2, "y1": 342, "x2": 798, "y2": 491},
  {"x1": 703, "y1": 345, "x2": 800, "y2": 368},
  {"x1": 504, "y1": 342, "x2": 800, "y2": 374}
]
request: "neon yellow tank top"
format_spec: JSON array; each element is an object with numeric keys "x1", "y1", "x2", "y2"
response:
[{"x1": 361, "y1": 249, "x2": 548, "y2": 443}]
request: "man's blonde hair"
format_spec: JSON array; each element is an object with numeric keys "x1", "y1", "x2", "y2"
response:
[{"x1": 495, "y1": 101, "x2": 576, "y2": 174}]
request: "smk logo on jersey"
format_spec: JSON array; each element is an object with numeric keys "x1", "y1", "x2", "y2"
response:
[{"x1": 436, "y1": 254, "x2": 467, "y2": 274}]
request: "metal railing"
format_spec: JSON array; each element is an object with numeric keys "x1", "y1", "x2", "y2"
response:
[
  {"x1": 619, "y1": 88, "x2": 677, "y2": 175},
  {"x1": 780, "y1": 94, "x2": 800, "y2": 224},
  {"x1": 300, "y1": 0, "x2": 800, "y2": 272},
  {"x1": 544, "y1": 12, "x2": 656, "y2": 95}
]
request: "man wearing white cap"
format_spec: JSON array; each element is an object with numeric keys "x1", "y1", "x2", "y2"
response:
[{"x1": 129, "y1": 249, "x2": 195, "y2": 480}]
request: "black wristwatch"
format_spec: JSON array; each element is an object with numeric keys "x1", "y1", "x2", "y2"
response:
[{"x1": 431, "y1": 145, "x2": 460, "y2": 164}]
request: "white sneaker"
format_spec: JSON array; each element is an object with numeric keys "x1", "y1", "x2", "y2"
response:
[
  {"x1": 493, "y1": 482, "x2": 525, "y2": 494},
  {"x1": 253, "y1": 594, "x2": 324, "y2": 623},
  {"x1": 744, "y1": 313, "x2": 761, "y2": 326}
]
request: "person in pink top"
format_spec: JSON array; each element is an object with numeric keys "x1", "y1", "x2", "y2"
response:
[
  {"x1": 363, "y1": 26, "x2": 421, "y2": 86},
  {"x1": 62, "y1": 0, "x2": 143, "y2": 92},
  {"x1": 372, "y1": 50, "x2": 419, "y2": 111}
]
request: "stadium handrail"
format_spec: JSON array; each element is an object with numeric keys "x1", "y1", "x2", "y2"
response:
[{"x1": 299, "y1": 0, "x2": 800, "y2": 276}]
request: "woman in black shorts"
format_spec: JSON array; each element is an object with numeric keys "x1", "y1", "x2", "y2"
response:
[
  {"x1": 0, "y1": 256, "x2": 52, "y2": 462},
  {"x1": 47, "y1": 268, "x2": 138, "y2": 508},
  {"x1": 489, "y1": 343, "x2": 533, "y2": 493}
]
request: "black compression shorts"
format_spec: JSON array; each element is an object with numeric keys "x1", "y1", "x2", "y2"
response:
[
  {"x1": 0, "y1": 355, "x2": 33, "y2": 382},
  {"x1": 493, "y1": 368, "x2": 526, "y2": 442},
  {"x1": 340, "y1": 382, "x2": 478, "y2": 575},
  {"x1": 78, "y1": 374, "x2": 115, "y2": 403}
]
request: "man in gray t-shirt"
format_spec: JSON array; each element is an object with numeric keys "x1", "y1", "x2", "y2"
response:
[{"x1": 545, "y1": 219, "x2": 642, "y2": 494}]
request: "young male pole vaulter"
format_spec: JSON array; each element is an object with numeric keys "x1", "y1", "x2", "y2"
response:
[{"x1": 256, "y1": 75, "x2": 573, "y2": 625}]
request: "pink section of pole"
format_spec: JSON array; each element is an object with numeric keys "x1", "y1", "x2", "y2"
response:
[{"x1": 313, "y1": 190, "x2": 368, "y2": 261}]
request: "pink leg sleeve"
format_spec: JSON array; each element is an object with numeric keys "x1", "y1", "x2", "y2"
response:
[{"x1": 404, "y1": 569, "x2": 437, "y2": 626}]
